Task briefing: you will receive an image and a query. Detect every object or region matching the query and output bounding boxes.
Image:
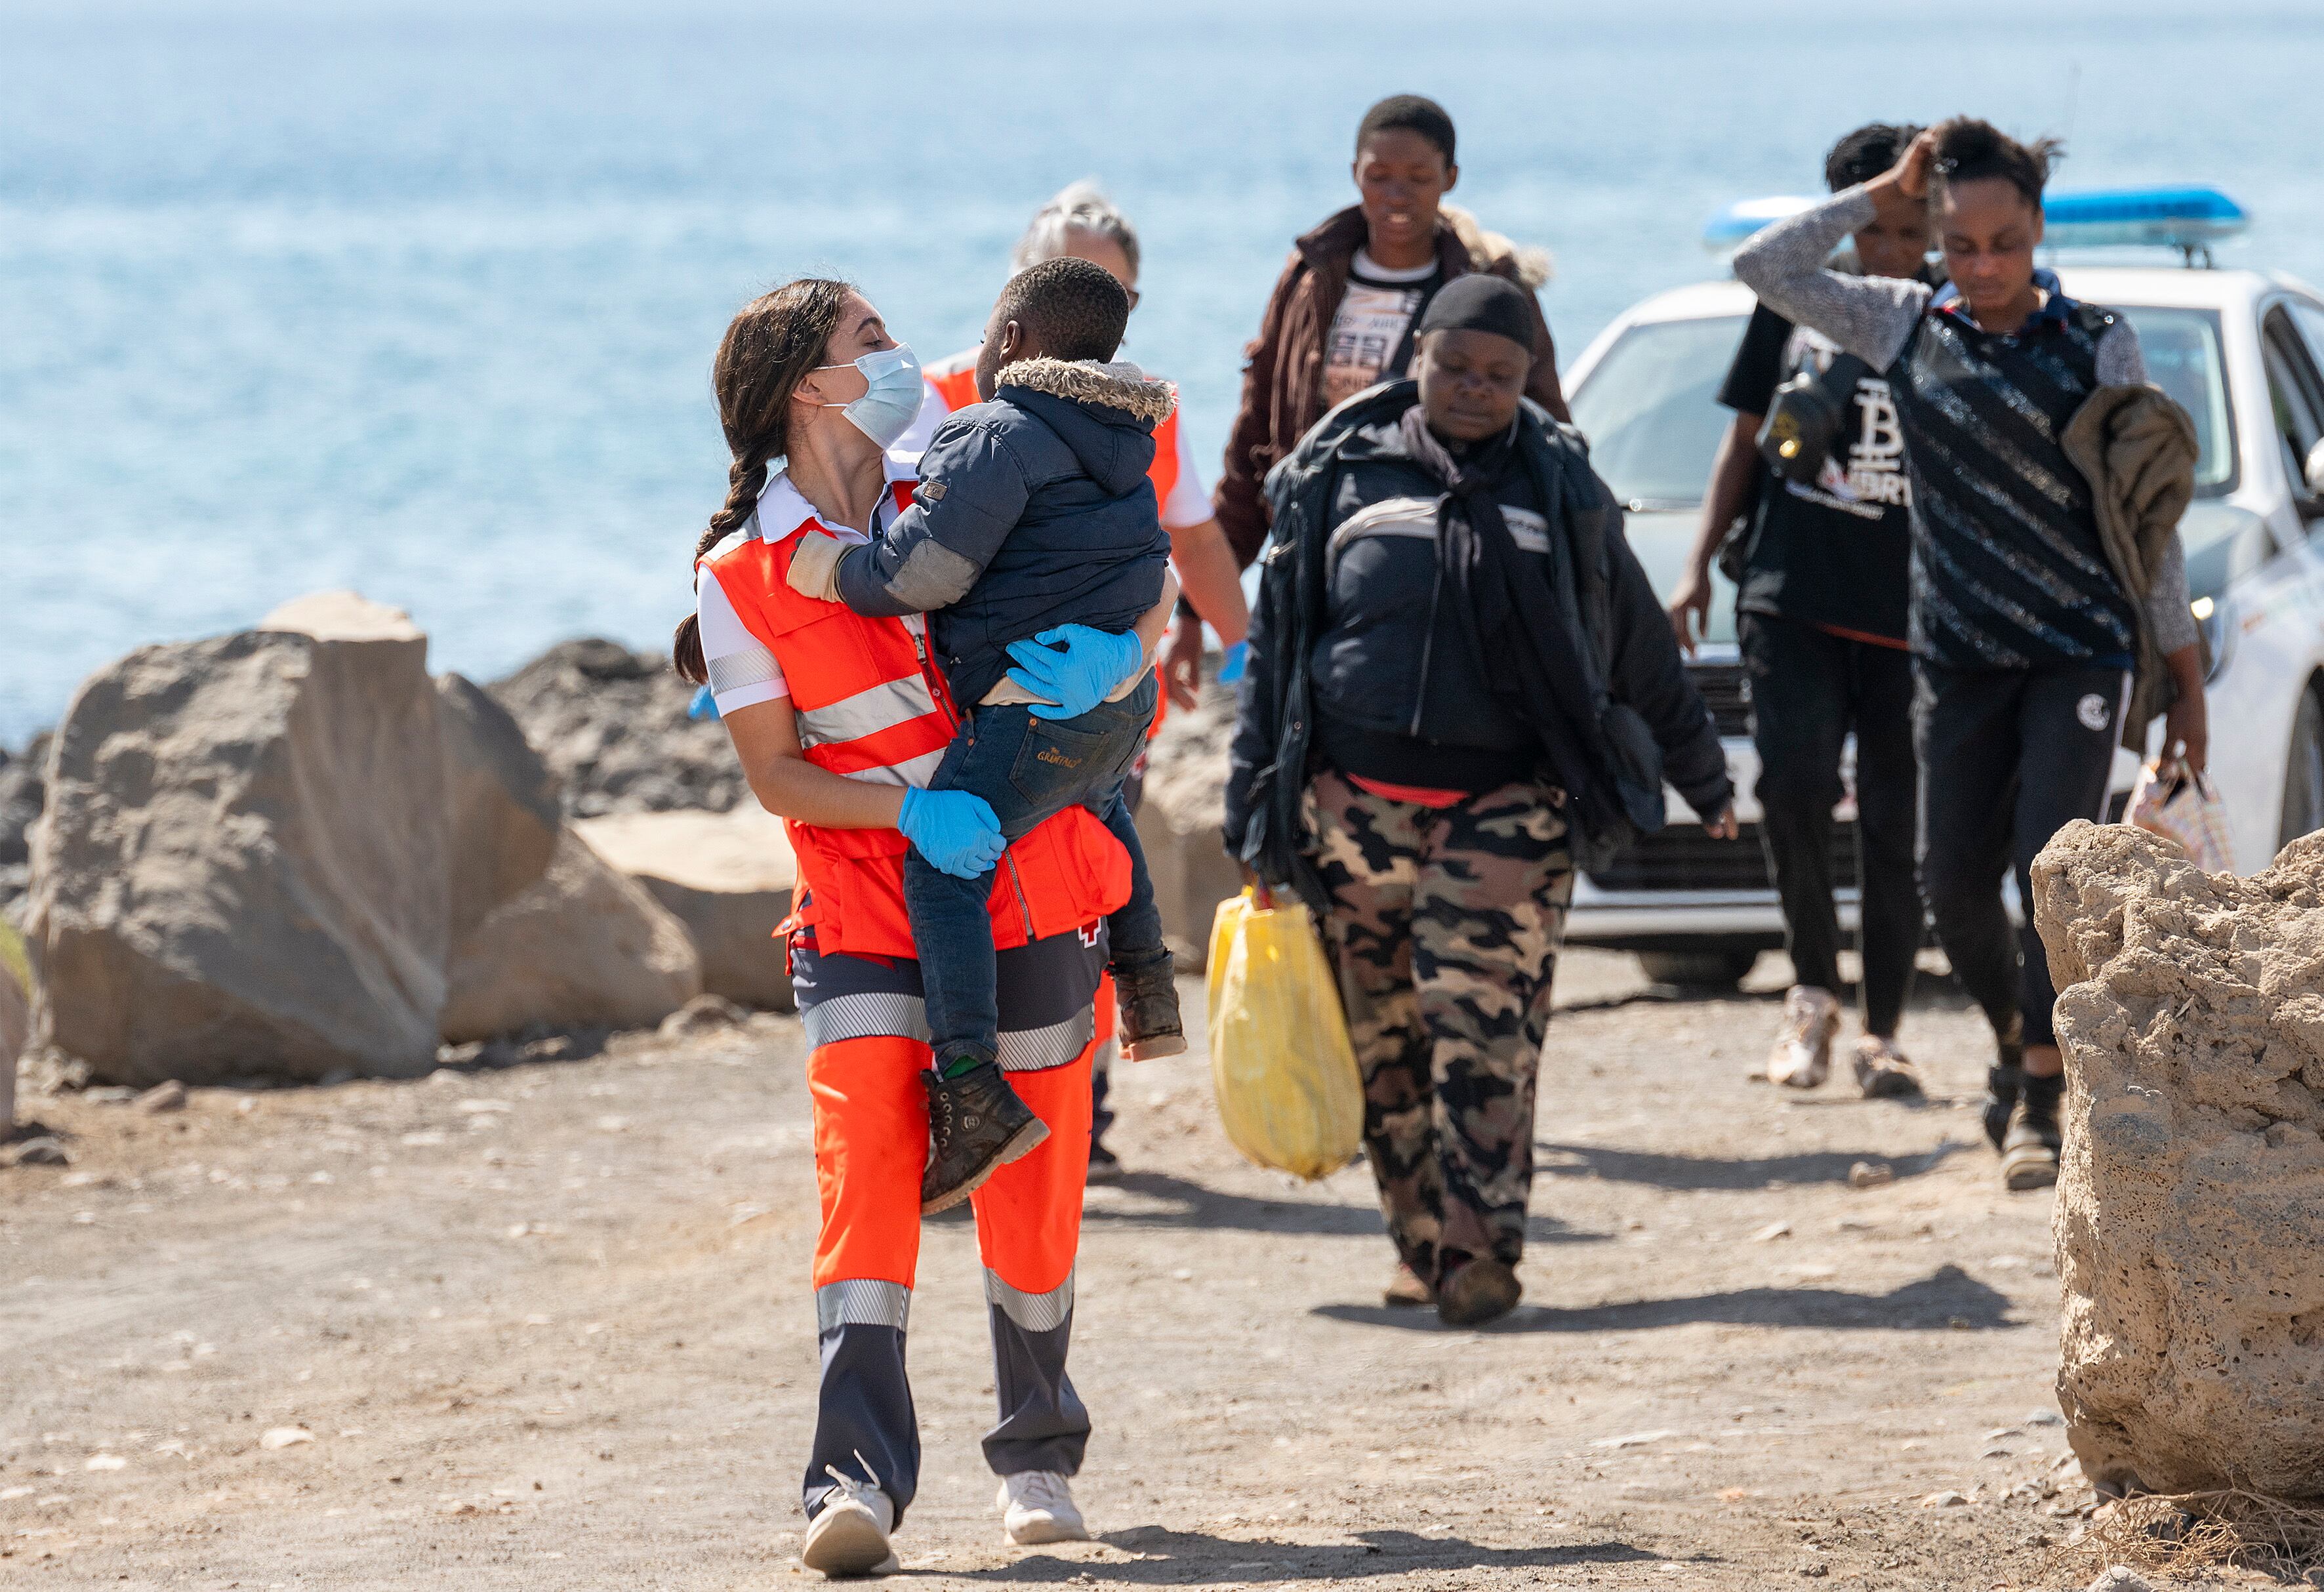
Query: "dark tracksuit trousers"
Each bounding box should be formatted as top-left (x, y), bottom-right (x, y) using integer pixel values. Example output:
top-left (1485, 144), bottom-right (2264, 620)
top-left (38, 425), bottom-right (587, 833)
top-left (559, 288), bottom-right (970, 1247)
top-left (1740, 614), bottom-right (1920, 1036)
top-left (1913, 662), bottom-right (2129, 1050)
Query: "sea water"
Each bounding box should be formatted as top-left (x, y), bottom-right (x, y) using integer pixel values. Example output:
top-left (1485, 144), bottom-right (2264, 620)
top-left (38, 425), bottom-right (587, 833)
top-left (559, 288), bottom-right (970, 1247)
top-left (7, 0), bottom-right (2323, 744)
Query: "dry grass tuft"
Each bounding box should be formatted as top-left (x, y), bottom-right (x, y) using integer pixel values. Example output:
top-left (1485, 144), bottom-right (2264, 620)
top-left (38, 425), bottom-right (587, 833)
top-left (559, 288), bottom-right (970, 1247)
top-left (2047, 1488), bottom-right (2324, 1583)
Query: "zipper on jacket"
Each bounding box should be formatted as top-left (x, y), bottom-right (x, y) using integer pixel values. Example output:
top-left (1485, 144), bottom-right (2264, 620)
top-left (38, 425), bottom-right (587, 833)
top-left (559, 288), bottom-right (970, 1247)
top-left (1409, 546), bottom-right (1445, 738)
top-left (1003, 853), bottom-right (1034, 939)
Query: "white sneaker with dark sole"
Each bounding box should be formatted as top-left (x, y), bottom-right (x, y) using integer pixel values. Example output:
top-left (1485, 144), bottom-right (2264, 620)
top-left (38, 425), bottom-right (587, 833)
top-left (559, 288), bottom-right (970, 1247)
top-left (1767, 986), bottom-right (1841, 1088)
top-left (997, 1469), bottom-right (1088, 1545)
top-left (803, 1456), bottom-right (898, 1579)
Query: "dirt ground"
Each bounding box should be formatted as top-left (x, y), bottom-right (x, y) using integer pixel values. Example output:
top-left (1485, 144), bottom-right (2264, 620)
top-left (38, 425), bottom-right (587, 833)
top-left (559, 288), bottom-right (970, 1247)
top-left (0, 952), bottom-right (2214, 1590)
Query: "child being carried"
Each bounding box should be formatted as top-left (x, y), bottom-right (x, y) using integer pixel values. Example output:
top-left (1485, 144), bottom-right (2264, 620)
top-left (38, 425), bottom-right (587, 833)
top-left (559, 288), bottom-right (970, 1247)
top-left (786, 257), bottom-right (1183, 1215)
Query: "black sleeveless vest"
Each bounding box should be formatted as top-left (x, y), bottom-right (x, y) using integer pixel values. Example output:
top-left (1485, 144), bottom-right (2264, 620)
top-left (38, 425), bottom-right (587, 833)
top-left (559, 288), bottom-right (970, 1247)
top-left (1892, 296), bottom-right (2137, 670)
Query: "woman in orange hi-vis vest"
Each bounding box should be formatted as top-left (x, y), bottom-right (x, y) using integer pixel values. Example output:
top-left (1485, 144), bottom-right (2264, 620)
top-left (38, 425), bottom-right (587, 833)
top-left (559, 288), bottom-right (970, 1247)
top-left (671, 279), bottom-right (1172, 1577)
top-left (899, 183), bottom-right (1249, 716)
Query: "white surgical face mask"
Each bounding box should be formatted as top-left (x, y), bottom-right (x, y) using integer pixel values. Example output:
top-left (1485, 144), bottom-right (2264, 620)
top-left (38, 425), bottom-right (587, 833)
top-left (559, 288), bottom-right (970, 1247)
top-left (809, 344), bottom-right (924, 448)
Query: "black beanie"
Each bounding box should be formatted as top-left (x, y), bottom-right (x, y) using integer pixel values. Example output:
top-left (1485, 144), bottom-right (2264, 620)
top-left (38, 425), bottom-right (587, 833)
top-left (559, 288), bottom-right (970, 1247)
top-left (1416, 274), bottom-right (1534, 351)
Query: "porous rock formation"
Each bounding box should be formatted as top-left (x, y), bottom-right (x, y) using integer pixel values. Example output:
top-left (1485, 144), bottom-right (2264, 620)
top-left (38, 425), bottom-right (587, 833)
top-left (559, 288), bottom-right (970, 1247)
top-left (2031, 819), bottom-right (2324, 1498)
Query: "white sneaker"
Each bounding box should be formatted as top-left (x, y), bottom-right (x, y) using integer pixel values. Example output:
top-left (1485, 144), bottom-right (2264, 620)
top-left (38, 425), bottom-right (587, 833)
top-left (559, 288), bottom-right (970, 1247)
top-left (1766, 986), bottom-right (1841, 1088)
top-left (802, 1453), bottom-right (898, 1579)
top-left (996, 1469), bottom-right (1088, 1545)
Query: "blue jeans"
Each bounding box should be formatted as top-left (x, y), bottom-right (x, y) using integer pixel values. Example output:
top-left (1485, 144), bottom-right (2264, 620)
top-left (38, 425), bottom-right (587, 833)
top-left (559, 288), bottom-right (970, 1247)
top-left (903, 672), bottom-right (1164, 1072)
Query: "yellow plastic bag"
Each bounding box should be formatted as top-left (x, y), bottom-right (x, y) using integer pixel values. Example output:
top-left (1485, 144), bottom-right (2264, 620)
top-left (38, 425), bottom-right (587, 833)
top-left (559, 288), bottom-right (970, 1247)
top-left (1205, 888), bottom-right (1364, 1181)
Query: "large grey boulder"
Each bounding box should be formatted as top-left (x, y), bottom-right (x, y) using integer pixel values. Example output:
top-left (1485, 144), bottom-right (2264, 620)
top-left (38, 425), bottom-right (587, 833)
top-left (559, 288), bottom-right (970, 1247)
top-left (575, 806), bottom-right (796, 1010)
top-left (2031, 820), bottom-right (2324, 1499)
top-left (439, 828), bottom-right (702, 1042)
top-left (436, 673), bottom-right (561, 943)
top-left (27, 611), bottom-right (450, 1085)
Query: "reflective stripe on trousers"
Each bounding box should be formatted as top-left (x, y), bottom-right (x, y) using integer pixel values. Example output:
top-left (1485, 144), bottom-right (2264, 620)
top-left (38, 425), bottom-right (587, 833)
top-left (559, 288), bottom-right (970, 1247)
top-left (800, 943), bottom-right (1106, 1524)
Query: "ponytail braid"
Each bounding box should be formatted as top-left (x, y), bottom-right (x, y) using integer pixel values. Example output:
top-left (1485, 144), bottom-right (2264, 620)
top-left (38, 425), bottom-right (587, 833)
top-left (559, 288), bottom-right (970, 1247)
top-left (671, 279), bottom-right (855, 686)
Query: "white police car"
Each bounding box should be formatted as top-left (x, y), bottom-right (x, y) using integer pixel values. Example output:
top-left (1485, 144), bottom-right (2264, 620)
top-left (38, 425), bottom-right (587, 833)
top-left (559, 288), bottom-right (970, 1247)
top-left (1562, 187), bottom-right (2324, 985)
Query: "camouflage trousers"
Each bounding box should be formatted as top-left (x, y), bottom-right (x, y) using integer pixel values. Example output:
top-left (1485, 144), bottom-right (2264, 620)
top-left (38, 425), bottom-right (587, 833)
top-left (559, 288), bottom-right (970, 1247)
top-left (1305, 769), bottom-right (1574, 1289)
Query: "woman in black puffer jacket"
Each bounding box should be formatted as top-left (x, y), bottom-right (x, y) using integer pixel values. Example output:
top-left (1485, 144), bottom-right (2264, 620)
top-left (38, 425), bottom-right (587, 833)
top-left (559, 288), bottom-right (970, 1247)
top-left (1224, 277), bottom-right (1732, 1328)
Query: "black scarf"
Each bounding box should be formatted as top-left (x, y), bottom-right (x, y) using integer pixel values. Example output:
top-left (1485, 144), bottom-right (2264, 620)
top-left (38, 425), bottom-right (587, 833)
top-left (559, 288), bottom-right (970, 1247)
top-left (1400, 405), bottom-right (1667, 845)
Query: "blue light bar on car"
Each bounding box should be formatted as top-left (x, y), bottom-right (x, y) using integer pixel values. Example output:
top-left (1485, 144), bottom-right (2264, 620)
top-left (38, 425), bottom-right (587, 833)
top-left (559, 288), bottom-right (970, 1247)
top-left (2040, 186), bottom-right (2247, 250)
top-left (1701, 195), bottom-right (1817, 251)
top-left (1703, 184), bottom-right (2248, 255)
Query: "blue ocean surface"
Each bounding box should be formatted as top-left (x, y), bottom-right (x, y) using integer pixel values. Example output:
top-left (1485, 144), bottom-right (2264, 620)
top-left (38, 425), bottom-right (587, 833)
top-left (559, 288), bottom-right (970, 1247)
top-left (6, 0), bottom-right (2323, 743)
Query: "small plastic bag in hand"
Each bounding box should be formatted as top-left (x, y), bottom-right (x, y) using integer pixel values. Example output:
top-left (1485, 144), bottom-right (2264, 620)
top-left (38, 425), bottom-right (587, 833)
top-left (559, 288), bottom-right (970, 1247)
top-left (2125, 758), bottom-right (2233, 873)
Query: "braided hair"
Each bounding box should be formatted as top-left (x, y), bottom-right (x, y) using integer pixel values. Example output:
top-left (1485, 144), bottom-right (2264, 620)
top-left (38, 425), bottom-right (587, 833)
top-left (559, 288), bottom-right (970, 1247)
top-left (672, 277), bottom-right (853, 685)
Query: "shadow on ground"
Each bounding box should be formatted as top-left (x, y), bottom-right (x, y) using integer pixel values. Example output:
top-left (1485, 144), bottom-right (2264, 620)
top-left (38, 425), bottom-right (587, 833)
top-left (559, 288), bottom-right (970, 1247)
top-left (1536, 1137), bottom-right (1967, 1191)
top-left (1072, 1170), bottom-right (1607, 1246)
top-left (1313, 1264), bottom-right (2016, 1334)
top-left (937, 1526), bottom-right (1677, 1583)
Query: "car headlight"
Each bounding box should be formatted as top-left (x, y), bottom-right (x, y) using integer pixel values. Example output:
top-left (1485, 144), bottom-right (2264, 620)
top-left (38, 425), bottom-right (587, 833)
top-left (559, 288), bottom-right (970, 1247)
top-left (2191, 592), bottom-right (2233, 682)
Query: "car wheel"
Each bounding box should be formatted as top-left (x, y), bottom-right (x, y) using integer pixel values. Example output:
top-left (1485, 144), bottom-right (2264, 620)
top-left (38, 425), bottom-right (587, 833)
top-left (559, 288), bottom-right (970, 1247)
top-left (1636, 949), bottom-right (1762, 989)
top-left (2279, 684), bottom-right (2324, 851)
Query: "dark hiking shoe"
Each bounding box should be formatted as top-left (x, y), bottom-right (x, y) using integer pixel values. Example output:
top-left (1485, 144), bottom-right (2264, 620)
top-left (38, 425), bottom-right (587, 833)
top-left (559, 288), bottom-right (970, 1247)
top-left (1113, 952), bottom-right (1186, 1062)
top-left (1982, 1015), bottom-right (2028, 1149)
top-left (1383, 1263), bottom-right (1435, 1309)
top-left (1983, 1065), bottom-right (2026, 1152)
top-left (921, 1061), bottom-right (1048, 1215)
top-left (1437, 1258), bottom-right (1522, 1328)
top-left (1084, 1140), bottom-right (1123, 1185)
top-left (1852, 1036), bottom-right (1925, 1100)
top-left (2000, 1073), bottom-right (2064, 1193)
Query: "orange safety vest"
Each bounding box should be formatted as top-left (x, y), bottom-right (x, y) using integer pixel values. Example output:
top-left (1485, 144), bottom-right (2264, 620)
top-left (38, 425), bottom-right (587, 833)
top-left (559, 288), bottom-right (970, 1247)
top-left (924, 351), bottom-right (1177, 739)
top-left (703, 497), bottom-right (1131, 959)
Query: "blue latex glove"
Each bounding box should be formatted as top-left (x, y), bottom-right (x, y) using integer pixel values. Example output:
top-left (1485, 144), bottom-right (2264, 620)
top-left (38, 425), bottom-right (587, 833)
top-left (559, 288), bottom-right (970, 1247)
top-left (687, 684), bottom-right (721, 722)
top-left (1004, 624), bottom-right (1146, 722)
top-left (1215, 640), bottom-right (1249, 684)
top-left (897, 787), bottom-right (1006, 880)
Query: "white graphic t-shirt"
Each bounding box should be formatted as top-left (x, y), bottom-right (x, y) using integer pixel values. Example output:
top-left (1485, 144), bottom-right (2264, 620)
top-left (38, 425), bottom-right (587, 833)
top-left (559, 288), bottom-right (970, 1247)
top-left (1322, 250), bottom-right (1441, 407)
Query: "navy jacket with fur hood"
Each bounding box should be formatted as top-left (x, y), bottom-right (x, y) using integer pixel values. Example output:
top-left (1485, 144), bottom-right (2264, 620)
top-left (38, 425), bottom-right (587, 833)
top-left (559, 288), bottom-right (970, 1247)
top-left (831, 357), bottom-right (1175, 708)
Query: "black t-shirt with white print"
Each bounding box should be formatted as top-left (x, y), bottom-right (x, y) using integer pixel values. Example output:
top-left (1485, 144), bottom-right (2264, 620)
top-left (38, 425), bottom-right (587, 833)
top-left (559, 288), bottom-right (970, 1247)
top-left (1718, 299), bottom-right (1913, 645)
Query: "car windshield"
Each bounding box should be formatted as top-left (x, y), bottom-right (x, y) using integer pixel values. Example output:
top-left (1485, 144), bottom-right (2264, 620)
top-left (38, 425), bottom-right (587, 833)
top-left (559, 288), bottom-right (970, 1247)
top-left (1567, 315), bottom-right (1749, 511)
top-left (2113, 306), bottom-right (2235, 493)
top-left (1569, 302), bottom-right (2237, 508)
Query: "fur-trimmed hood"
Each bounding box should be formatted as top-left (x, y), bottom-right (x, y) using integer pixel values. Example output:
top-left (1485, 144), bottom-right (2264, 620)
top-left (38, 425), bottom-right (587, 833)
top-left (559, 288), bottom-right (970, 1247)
top-left (994, 357), bottom-right (1177, 426)
top-left (1441, 203), bottom-right (1555, 289)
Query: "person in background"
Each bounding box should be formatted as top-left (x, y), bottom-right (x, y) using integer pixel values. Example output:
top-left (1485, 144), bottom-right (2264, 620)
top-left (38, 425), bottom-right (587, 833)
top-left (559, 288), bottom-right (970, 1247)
top-left (904, 182), bottom-right (1250, 716)
top-left (1734, 119), bottom-right (2207, 1191)
top-left (1213, 94), bottom-right (1568, 573)
top-left (1669, 123), bottom-right (1932, 1100)
top-left (1225, 276), bottom-right (1732, 1327)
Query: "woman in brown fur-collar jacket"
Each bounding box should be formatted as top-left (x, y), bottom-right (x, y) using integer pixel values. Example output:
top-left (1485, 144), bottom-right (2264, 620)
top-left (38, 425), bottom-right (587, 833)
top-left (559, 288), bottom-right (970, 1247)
top-left (1212, 95), bottom-right (1568, 565)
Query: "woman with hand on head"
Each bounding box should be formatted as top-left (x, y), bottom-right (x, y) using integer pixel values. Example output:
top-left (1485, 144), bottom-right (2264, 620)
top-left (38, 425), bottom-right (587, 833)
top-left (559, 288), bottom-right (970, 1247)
top-left (1733, 119), bottom-right (2207, 1192)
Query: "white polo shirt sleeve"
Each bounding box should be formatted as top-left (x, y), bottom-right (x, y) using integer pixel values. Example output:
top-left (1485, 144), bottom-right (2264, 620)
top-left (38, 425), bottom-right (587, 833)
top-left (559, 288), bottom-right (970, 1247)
top-left (1160, 417), bottom-right (1212, 529)
top-left (695, 566), bottom-right (787, 714)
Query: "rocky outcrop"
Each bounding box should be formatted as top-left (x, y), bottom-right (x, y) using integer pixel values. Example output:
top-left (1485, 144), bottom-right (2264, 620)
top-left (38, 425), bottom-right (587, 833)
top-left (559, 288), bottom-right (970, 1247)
top-left (488, 639), bottom-right (744, 818)
top-left (1135, 670), bottom-right (1240, 969)
top-left (27, 615), bottom-right (451, 1086)
top-left (0, 732), bottom-right (51, 909)
top-left (437, 674), bottom-right (562, 943)
top-left (575, 806), bottom-right (795, 1010)
top-left (2030, 820), bottom-right (2324, 1499)
top-left (439, 829), bottom-right (701, 1042)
